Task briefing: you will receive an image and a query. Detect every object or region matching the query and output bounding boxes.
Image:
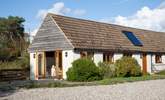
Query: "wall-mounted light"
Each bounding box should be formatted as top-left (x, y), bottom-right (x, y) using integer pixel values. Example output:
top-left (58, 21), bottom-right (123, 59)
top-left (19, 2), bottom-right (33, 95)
top-left (65, 52), bottom-right (68, 57)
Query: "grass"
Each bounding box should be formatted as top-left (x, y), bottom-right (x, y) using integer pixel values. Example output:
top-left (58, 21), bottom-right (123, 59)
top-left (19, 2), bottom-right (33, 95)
top-left (0, 52), bottom-right (29, 71)
top-left (1, 75), bottom-right (165, 92)
top-left (25, 81), bottom-right (95, 89)
top-left (156, 70), bottom-right (165, 75)
top-left (0, 57), bottom-right (29, 70)
top-left (0, 80), bottom-right (96, 92)
top-left (98, 75), bottom-right (165, 85)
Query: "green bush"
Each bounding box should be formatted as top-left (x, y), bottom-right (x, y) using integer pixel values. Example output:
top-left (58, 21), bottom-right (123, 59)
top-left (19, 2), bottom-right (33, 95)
top-left (20, 52), bottom-right (30, 69)
top-left (66, 58), bottom-right (102, 81)
top-left (98, 62), bottom-right (116, 78)
top-left (115, 56), bottom-right (142, 77)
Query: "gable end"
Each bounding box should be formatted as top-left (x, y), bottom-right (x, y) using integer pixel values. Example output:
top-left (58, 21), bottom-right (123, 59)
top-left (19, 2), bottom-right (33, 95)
top-left (28, 15), bottom-right (73, 52)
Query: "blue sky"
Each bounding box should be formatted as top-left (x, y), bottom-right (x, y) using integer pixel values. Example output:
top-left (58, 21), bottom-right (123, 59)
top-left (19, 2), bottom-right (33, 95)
top-left (0, 0), bottom-right (164, 35)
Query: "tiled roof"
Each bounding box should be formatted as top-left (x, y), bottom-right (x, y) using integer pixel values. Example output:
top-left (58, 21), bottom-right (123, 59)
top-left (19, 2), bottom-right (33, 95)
top-left (49, 13), bottom-right (165, 53)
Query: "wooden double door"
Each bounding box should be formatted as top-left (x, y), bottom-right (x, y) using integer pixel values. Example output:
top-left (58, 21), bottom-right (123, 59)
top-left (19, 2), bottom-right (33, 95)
top-left (37, 50), bottom-right (63, 79)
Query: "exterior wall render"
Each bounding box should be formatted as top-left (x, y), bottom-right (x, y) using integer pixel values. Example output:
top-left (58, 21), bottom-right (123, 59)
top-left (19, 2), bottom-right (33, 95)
top-left (151, 54), bottom-right (165, 72)
top-left (147, 54), bottom-right (152, 73)
top-left (94, 52), bottom-right (103, 65)
top-left (73, 51), bottom-right (80, 61)
top-left (30, 50), bottom-right (165, 80)
top-left (30, 53), bottom-right (36, 80)
top-left (30, 51), bottom-right (44, 80)
top-left (62, 50), bottom-right (74, 79)
top-left (114, 53), bottom-right (123, 62)
top-left (132, 54), bottom-right (143, 70)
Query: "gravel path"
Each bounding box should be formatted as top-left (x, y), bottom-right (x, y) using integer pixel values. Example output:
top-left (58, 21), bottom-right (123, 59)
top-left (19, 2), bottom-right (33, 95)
top-left (1, 79), bottom-right (165, 100)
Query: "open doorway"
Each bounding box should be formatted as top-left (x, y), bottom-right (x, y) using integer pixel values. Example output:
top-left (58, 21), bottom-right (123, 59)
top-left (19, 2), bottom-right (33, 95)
top-left (45, 51), bottom-right (55, 77)
top-left (45, 51), bottom-right (63, 79)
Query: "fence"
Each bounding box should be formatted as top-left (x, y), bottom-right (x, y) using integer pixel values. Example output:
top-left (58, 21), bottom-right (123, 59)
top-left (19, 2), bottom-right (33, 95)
top-left (0, 69), bottom-right (29, 81)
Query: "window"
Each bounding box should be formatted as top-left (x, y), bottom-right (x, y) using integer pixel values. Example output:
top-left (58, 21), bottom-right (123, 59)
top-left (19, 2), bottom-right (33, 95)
top-left (122, 31), bottom-right (143, 46)
top-left (87, 52), bottom-right (94, 60)
top-left (123, 53), bottom-right (132, 57)
top-left (103, 53), bottom-right (114, 63)
top-left (155, 54), bottom-right (162, 63)
top-left (80, 51), bottom-right (87, 58)
top-left (80, 51), bottom-right (94, 60)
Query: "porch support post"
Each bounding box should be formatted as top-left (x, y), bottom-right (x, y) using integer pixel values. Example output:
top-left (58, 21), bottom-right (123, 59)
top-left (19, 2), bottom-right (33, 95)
top-left (42, 51), bottom-right (46, 78)
top-left (35, 51), bottom-right (38, 80)
top-left (55, 50), bottom-right (63, 79)
top-left (56, 50), bottom-right (59, 67)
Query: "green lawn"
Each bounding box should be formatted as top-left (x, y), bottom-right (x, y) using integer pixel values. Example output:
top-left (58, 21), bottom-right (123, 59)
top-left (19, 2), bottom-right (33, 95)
top-left (155, 70), bottom-right (165, 75)
top-left (98, 75), bottom-right (165, 85)
top-left (1, 75), bottom-right (165, 92)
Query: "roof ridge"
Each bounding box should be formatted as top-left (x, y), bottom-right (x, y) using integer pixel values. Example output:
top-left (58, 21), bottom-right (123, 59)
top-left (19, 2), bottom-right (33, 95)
top-left (48, 13), bottom-right (165, 34)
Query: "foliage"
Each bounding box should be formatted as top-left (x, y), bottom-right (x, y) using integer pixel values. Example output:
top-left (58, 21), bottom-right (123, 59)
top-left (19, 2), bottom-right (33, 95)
top-left (66, 58), bottom-right (102, 81)
top-left (0, 16), bottom-right (26, 61)
top-left (1, 75), bottom-right (165, 91)
top-left (0, 16), bottom-right (25, 37)
top-left (0, 52), bottom-right (29, 70)
top-left (98, 62), bottom-right (116, 78)
top-left (26, 81), bottom-right (69, 89)
top-left (115, 56), bottom-right (142, 77)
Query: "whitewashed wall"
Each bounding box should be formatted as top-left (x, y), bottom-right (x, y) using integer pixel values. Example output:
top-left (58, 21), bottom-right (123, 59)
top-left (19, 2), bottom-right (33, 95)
top-left (73, 51), bottom-right (80, 61)
top-left (31, 50), bottom-right (165, 80)
top-left (30, 53), bottom-right (36, 80)
top-left (114, 53), bottom-right (123, 62)
top-left (94, 52), bottom-right (103, 65)
top-left (132, 54), bottom-right (143, 70)
top-left (151, 54), bottom-right (165, 72)
top-left (30, 52), bottom-right (44, 80)
top-left (162, 55), bottom-right (165, 63)
top-left (147, 54), bottom-right (152, 73)
top-left (62, 50), bottom-right (74, 79)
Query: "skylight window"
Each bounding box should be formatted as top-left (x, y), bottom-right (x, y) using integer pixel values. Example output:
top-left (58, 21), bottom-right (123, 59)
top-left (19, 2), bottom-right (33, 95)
top-left (122, 31), bottom-right (143, 46)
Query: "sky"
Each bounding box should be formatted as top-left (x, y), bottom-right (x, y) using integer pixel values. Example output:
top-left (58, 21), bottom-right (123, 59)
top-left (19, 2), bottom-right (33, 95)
top-left (0, 0), bottom-right (165, 36)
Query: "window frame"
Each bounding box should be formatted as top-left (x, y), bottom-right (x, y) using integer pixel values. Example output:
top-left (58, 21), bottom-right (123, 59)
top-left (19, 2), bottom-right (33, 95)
top-left (155, 54), bottom-right (162, 63)
top-left (103, 52), bottom-right (114, 63)
top-left (80, 51), bottom-right (87, 58)
top-left (122, 31), bottom-right (143, 46)
top-left (87, 52), bottom-right (94, 61)
top-left (80, 51), bottom-right (94, 61)
top-left (123, 53), bottom-right (132, 57)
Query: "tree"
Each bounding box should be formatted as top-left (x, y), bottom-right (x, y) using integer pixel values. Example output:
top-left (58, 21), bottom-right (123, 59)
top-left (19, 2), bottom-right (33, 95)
top-left (0, 16), bottom-right (26, 61)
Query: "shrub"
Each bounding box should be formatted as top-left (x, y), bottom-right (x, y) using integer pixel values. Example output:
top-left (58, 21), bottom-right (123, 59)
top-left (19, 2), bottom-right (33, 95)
top-left (66, 58), bottom-right (102, 81)
top-left (0, 52), bottom-right (30, 70)
top-left (98, 62), bottom-right (116, 78)
top-left (20, 52), bottom-right (30, 69)
top-left (115, 56), bottom-right (142, 77)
